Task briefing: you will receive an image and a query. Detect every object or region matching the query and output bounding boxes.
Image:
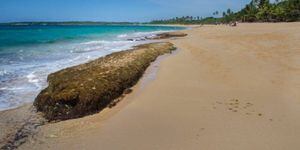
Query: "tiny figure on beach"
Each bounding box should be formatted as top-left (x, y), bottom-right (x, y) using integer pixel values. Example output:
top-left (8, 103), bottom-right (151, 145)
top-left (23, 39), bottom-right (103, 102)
top-left (230, 21), bottom-right (237, 27)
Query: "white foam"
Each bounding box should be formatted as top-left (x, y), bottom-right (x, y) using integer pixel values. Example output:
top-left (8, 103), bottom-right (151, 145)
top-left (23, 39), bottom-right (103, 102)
top-left (26, 72), bottom-right (43, 90)
top-left (0, 69), bottom-right (8, 76)
top-left (0, 28), bottom-right (180, 111)
top-left (81, 40), bottom-right (105, 45)
top-left (0, 87), bottom-right (8, 90)
top-left (117, 34), bottom-right (128, 38)
top-left (27, 72), bottom-right (39, 83)
top-left (1, 87), bottom-right (24, 91)
top-left (72, 40), bottom-right (136, 53)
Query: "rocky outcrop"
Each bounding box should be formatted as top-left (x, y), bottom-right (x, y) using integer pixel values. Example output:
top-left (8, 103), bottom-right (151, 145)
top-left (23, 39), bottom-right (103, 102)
top-left (149, 32), bottom-right (188, 40)
top-left (34, 42), bottom-right (176, 121)
top-left (127, 32), bottom-right (187, 41)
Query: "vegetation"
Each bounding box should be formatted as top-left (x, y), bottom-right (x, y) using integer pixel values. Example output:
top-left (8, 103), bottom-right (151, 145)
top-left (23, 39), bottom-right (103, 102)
top-left (150, 0), bottom-right (300, 24)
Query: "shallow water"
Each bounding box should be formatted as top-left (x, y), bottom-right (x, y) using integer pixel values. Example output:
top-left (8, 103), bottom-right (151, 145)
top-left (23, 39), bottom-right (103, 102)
top-left (0, 25), bottom-right (184, 110)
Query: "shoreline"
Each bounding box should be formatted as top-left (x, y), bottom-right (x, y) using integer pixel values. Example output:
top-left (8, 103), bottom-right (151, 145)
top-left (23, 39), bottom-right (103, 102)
top-left (0, 48), bottom-right (181, 150)
top-left (0, 48), bottom-right (180, 149)
top-left (0, 30), bottom-right (188, 113)
top-left (2, 22), bottom-right (300, 150)
top-left (0, 32), bottom-right (186, 149)
top-left (0, 25), bottom-right (185, 112)
top-left (0, 29), bottom-right (187, 112)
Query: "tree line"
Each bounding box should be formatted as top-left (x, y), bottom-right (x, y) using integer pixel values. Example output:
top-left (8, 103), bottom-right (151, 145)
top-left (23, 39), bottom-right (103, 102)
top-left (149, 0), bottom-right (300, 24)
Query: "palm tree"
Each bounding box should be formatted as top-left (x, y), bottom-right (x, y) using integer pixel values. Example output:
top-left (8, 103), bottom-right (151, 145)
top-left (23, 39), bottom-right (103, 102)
top-left (227, 8), bottom-right (232, 15)
top-left (223, 12), bottom-right (226, 17)
top-left (213, 11), bottom-right (219, 16)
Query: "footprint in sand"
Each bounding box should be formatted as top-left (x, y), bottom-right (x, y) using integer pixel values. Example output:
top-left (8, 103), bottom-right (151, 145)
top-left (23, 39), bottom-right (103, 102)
top-left (213, 99), bottom-right (274, 122)
top-left (214, 99), bottom-right (265, 117)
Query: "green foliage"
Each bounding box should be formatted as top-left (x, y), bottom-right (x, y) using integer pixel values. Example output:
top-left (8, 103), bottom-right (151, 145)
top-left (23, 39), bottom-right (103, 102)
top-left (149, 0), bottom-right (300, 24)
top-left (234, 0), bottom-right (300, 22)
top-left (150, 16), bottom-right (202, 25)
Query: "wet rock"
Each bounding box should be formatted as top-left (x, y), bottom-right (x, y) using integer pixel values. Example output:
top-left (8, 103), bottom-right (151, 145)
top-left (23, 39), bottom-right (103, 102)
top-left (148, 32), bottom-right (188, 40)
top-left (123, 88), bottom-right (133, 94)
top-left (127, 37), bottom-right (146, 41)
top-left (34, 42), bottom-right (176, 121)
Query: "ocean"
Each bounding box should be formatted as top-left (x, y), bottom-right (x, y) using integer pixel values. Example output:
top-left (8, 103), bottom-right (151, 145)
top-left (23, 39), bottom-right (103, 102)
top-left (0, 25), bottom-right (183, 110)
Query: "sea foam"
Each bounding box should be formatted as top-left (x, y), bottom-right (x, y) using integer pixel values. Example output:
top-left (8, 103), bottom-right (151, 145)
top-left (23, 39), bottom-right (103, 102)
top-left (0, 25), bottom-right (182, 110)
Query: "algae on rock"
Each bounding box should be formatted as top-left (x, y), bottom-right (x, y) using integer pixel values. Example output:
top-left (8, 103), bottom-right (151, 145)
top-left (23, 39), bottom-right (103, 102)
top-left (34, 42), bottom-right (176, 120)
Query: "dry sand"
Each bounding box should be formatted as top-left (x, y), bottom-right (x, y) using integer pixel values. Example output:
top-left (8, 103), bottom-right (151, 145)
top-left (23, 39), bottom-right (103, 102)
top-left (19, 23), bottom-right (300, 150)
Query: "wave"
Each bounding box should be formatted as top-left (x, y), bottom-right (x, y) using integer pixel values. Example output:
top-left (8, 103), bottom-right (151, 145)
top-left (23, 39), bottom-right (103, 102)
top-left (0, 26), bottom-right (182, 111)
top-left (116, 30), bottom-right (171, 40)
top-left (0, 69), bottom-right (8, 76)
top-left (71, 40), bottom-right (135, 53)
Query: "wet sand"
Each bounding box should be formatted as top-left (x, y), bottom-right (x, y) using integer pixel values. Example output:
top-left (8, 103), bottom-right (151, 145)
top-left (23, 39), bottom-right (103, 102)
top-left (10, 23), bottom-right (300, 149)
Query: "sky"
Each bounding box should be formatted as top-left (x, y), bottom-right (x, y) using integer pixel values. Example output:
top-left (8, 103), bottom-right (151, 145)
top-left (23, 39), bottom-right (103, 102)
top-left (0, 0), bottom-right (255, 23)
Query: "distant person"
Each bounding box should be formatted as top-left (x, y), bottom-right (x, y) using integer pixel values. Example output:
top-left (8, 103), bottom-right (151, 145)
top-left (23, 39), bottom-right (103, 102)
top-left (231, 21), bottom-right (237, 27)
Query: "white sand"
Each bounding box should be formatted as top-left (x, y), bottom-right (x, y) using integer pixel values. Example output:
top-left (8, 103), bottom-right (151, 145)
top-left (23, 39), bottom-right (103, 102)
top-left (19, 23), bottom-right (300, 150)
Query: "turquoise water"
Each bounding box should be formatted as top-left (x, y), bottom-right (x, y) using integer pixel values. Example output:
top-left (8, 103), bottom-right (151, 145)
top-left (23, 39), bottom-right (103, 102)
top-left (0, 25), bottom-right (183, 110)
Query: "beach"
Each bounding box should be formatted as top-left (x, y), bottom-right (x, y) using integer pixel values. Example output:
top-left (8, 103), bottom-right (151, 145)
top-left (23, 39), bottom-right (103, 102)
top-left (2, 22), bottom-right (300, 149)
top-left (0, 25), bottom-right (183, 111)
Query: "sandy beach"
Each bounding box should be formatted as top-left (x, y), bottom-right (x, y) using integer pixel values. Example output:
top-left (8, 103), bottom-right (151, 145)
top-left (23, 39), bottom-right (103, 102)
top-left (7, 22), bottom-right (300, 149)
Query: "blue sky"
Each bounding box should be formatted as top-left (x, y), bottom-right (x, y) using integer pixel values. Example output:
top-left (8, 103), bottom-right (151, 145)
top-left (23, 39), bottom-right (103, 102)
top-left (0, 0), bottom-right (253, 23)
